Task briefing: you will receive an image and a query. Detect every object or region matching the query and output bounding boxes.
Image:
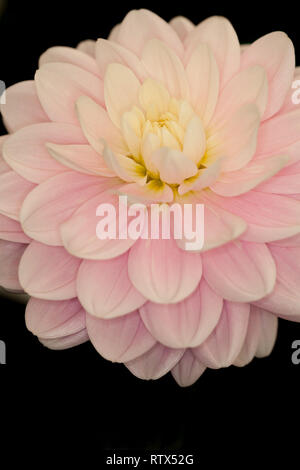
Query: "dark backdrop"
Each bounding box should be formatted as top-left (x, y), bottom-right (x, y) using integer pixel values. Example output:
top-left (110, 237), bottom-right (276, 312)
top-left (0, 0), bottom-right (299, 462)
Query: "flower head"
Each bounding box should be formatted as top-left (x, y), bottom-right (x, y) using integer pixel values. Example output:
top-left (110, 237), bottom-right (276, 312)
top-left (0, 10), bottom-right (299, 385)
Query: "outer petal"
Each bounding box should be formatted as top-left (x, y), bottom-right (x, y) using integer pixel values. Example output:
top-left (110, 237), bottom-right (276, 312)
top-left (20, 172), bottom-right (112, 245)
top-left (171, 350), bottom-right (206, 387)
top-left (86, 310), bottom-right (156, 363)
top-left (0, 81), bottom-right (49, 133)
top-left (39, 46), bottom-right (100, 77)
top-left (169, 16), bottom-right (195, 42)
top-left (210, 154), bottom-right (289, 197)
top-left (19, 241), bottom-right (80, 300)
top-left (77, 252), bottom-right (146, 319)
top-left (77, 39), bottom-right (96, 57)
top-left (255, 308), bottom-right (278, 358)
top-left (125, 343), bottom-right (184, 380)
top-left (128, 237), bottom-right (202, 303)
top-left (116, 9), bottom-right (184, 58)
top-left (257, 158), bottom-right (300, 194)
top-left (185, 16), bottom-right (240, 87)
top-left (241, 32), bottom-right (295, 120)
top-left (2, 122), bottom-right (86, 183)
top-left (25, 297), bottom-right (86, 339)
top-left (140, 278), bottom-right (222, 348)
top-left (255, 245), bottom-right (300, 318)
top-left (60, 190), bottom-right (136, 260)
top-left (0, 170), bottom-right (35, 221)
top-left (234, 306), bottom-right (261, 366)
top-left (39, 329), bottom-right (89, 350)
top-left (0, 240), bottom-right (27, 290)
top-left (35, 62), bottom-right (104, 124)
top-left (0, 214), bottom-right (31, 243)
top-left (193, 301), bottom-right (250, 368)
top-left (203, 241), bottom-right (276, 302)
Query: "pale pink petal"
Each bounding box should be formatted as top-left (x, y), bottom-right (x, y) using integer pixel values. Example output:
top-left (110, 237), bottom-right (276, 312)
top-left (118, 181), bottom-right (174, 204)
top-left (39, 46), bottom-right (101, 76)
top-left (0, 81), bottom-right (49, 132)
top-left (0, 214), bottom-right (31, 243)
top-left (0, 240), bottom-right (26, 290)
top-left (206, 103), bottom-right (260, 172)
top-left (39, 329), bottom-right (89, 350)
top-left (185, 16), bottom-right (240, 87)
top-left (257, 158), bottom-right (300, 194)
top-left (279, 67), bottom-right (300, 115)
top-left (35, 62), bottom-right (104, 124)
top-left (210, 154), bottom-right (289, 197)
top-left (116, 9), bottom-right (183, 58)
top-left (108, 24), bottom-right (120, 42)
top-left (140, 278), bottom-right (222, 348)
top-left (86, 310), bottom-right (156, 362)
top-left (255, 109), bottom-right (300, 166)
top-left (234, 306), bottom-right (261, 366)
top-left (2, 122), bottom-right (86, 183)
top-left (125, 343), bottom-right (184, 380)
top-left (151, 147), bottom-right (198, 184)
top-left (76, 95), bottom-right (127, 155)
top-left (211, 65), bottom-right (268, 126)
top-left (141, 39), bottom-right (189, 100)
top-left (60, 190), bottom-right (136, 260)
top-left (19, 241), bottom-right (80, 300)
top-left (77, 252), bottom-right (146, 318)
top-left (255, 308), bottom-right (278, 358)
top-left (203, 241), bottom-right (276, 302)
top-left (128, 237), bottom-right (202, 303)
top-left (20, 172), bottom-right (112, 245)
top-left (178, 158), bottom-right (222, 195)
top-left (46, 143), bottom-right (115, 177)
top-left (255, 245), bottom-right (300, 318)
top-left (25, 297), bottom-right (85, 338)
top-left (77, 39), bottom-right (96, 57)
top-left (104, 63), bottom-right (140, 128)
top-left (171, 350), bottom-right (206, 387)
top-left (169, 16), bottom-right (195, 41)
top-left (185, 43), bottom-right (219, 126)
top-left (206, 190), bottom-right (300, 243)
top-left (102, 144), bottom-right (146, 184)
top-left (95, 39), bottom-right (147, 81)
top-left (241, 32), bottom-right (295, 120)
top-left (193, 301), bottom-right (250, 368)
top-left (0, 171), bottom-right (35, 221)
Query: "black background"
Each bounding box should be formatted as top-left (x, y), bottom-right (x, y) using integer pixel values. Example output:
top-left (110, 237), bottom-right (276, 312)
top-left (0, 0), bottom-right (300, 462)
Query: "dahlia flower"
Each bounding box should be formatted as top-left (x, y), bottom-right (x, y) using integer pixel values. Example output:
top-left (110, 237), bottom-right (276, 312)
top-left (1, 9), bottom-right (300, 386)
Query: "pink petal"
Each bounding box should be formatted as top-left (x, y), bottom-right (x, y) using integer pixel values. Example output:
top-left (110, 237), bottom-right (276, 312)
top-left (185, 16), bottom-right (240, 87)
top-left (39, 46), bottom-right (100, 76)
top-left (20, 172), bottom-right (111, 245)
top-left (3, 122), bottom-right (86, 183)
top-left (206, 190), bottom-right (300, 243)
top-left (60, 190), bottom-right (136, 260)
top-left (169, 16), bottom-right (195, 42)
top-left (0, 214), bottom-right (31, 243)
top-left (241, 32), bottom-right (295, 120)
top-left (77, 252), bottom-right (146, 318)
top-left (210, 154), bottom-right (289, 197)
top-left (193, 301), bottom-right (250, 368)
top-left (234, 306), bottom-right (261, 366)
top-left (203, 241), bottom-right (276, 302)
top-left (141, 39), bottom-right (189, 100)
top-left (255, 308), bottom-right (278, 358)
top-left (125, 343), bottom-right (184, 380)
top-left (0, 81), bottom-right (49, 133)
top-left (116, 9), bottom-right (183, 58)
top-left (255, 245), bottom-right (300, 318)
top-left (19, 241), bottom-right (80, 300)
top-left (95, 39), bottom-right (147, 81)
top-left (35, 62), bottom-right (104, 124)
top-left (140, 278), bottom-right (222, 348)
top-left (25, 297), bottom-right (86, 338)
top-left (257, 158), bottom-right (300, 194)
top-left (0, 240), bottom-right (27, 290)
top-left (128, 237), bottom-right (202, 303)
top-left (171, 350), bottom-right (206, 387)
top-left (0, 170), bottom-right (35, 221)
top-left (86, 310), bottom-right (156, 362)
top-left (39, 329), bottom-right (89, 350)
top-left (76, 39), bottom-right (96, 57)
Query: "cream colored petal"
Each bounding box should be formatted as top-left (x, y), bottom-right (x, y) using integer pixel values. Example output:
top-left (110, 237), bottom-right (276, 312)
top-left (183, 116), bottom-right (206, 165)
top-left (141, 133), bottom-right (160, 177)
top-left (103, 143), bottom-right (146, 184)
top-left (151, 147), bottom-right (198, 184)
top-left (138, 79), bottom-right (170, 120)
top-left (178, 158), bottom-right (223, 195)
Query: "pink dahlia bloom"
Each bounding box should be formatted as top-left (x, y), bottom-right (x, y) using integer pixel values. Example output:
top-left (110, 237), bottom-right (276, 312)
top-left (1, 9), bottom-right (300, 386)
